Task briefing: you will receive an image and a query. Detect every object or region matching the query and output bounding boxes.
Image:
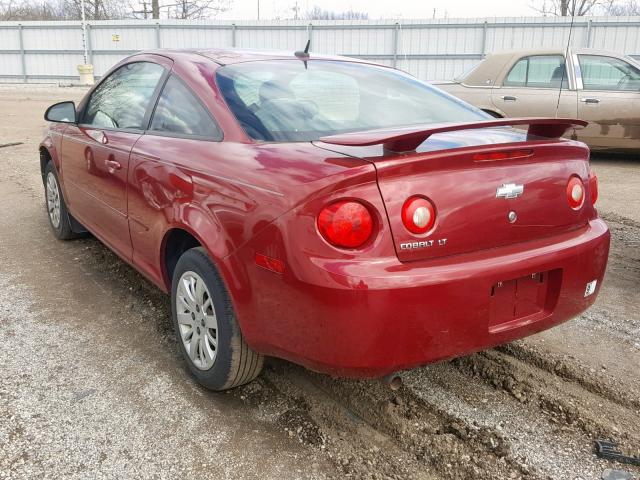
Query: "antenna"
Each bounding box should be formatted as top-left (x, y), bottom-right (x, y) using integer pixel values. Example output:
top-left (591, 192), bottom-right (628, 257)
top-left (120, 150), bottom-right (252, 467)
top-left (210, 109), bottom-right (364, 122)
top-left (555, 12), bottom-right (575, 118)
top-left (295, 40), bottom-right (311, 58)
top-left (294, 39), bottom-right (311, 69)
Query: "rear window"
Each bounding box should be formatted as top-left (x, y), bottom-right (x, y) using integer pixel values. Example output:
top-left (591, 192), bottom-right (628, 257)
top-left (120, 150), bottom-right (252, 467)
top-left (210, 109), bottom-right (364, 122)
top-left (216, 60), bottom-right (487, 142)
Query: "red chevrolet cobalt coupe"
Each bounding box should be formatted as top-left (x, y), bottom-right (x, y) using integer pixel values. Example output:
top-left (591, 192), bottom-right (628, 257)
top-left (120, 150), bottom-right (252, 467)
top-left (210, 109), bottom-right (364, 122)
top-left (40, 49), bottom-right (609, 390)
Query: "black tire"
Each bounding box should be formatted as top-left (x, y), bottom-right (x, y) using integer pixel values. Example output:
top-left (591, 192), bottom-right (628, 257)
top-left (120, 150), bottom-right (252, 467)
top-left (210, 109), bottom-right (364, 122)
top-left (44, 162), bottom-right (78, 240)
top-left (171, 247), bottom-right (264, 390)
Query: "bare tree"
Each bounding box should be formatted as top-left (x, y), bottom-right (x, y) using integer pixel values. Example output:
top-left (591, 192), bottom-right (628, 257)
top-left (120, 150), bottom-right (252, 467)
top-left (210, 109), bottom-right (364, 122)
top-left (1, 0), bottom-right (231, 20)
top-left (305, 5), bottom-right (369, 20)
top-left (156, 0), bottom-right (230, 19)
top-left (63, 0), bottom-right (130, 19)
top-left (532, 0), bottom-right (604, 15)
top-left (603, 0), bottom-right (640, 13)
top-left (0, 0), bottom-right (69, 20)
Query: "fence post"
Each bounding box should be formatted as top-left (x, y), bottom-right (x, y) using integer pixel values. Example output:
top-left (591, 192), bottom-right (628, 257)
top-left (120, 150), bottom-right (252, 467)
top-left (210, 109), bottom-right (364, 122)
top-left (232, 23), bottom-right (236, 47)
top-left (481, 20), bottom-right (488, 56)
top-left (155, 22), bottom-right (161, 48)
top-left (585, 19), bottom-right (592, 48)
top-left (307, 23), bottom-right (313, 45)
top-left (18, 24), bottom-right (26, 82)
top-left (86, 23), bottom-right (93, 65)
top-left (392, 22), bottom-right (399, 68)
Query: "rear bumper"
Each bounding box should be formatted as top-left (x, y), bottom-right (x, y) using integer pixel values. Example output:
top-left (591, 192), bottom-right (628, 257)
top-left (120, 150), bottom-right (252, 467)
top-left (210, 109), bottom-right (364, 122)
top-left (237, 218), bottom-right (610, 378)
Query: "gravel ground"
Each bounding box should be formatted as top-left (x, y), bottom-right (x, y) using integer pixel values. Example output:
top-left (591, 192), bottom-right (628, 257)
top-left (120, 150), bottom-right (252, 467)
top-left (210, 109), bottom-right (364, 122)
top-left (0, 84), bottom-right (639, 480)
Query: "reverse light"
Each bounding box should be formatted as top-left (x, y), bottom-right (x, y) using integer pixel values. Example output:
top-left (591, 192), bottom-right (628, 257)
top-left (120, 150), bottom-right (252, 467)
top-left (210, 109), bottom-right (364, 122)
top-left (566, 177), bottom-right (585, 210)
top-left (401, 196), bottom-right (436, 234)
top-left (317, 200), bottom-right (373, 248)
top-left (589, 170), bottom-right (598, 205)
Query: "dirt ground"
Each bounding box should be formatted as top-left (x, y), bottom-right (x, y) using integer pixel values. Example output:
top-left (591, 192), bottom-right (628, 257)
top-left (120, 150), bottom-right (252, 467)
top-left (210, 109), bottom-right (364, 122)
top-left (0, 84), bottom-right (638, 480)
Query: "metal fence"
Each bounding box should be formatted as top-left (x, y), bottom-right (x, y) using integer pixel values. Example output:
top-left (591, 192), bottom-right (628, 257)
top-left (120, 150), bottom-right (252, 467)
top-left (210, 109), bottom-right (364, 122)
top-left (1, 16), bottom-right (640, 83)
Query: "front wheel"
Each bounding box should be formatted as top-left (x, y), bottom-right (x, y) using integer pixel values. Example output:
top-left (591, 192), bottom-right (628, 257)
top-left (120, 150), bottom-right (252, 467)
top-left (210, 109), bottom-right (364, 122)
top-left (171, 247), bottom-right (264, 390)
top-left (44, 162), bottom-right (78, 240)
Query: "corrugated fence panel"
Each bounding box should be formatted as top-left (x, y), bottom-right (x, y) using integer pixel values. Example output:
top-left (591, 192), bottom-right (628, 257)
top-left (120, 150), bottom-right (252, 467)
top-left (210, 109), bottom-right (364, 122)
top-left (92, 53), bottom-right (133, 76)
top-left (22, 26), bottom-right (81, 50)
top-left (25, 52), bottom-right (84, 76)
top-left (0, 54), bottom-right (22, 76)
top-left (160, 26), bottom-right (232, 49)
top-left (0, 27), bottom-right (20, 49)
top-left (0, 17), bottom-right (639, 83)
top-left (91, 25), bottom-right (157, 51)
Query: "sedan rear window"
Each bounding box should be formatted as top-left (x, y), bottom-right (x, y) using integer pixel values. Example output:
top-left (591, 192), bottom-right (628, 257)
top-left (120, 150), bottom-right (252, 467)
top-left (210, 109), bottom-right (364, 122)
top-left (216, 60), bottom-right (487, 142)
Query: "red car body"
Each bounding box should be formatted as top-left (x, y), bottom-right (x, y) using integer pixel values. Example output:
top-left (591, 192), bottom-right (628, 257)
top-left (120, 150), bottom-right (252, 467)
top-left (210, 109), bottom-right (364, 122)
top-left (40, 50), bottom-right (610, 378)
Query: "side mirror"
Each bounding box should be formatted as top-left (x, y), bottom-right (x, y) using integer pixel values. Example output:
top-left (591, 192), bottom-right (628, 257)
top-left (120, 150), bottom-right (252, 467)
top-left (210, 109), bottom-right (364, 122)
top-left (45, 101), bottom-right (77, 124)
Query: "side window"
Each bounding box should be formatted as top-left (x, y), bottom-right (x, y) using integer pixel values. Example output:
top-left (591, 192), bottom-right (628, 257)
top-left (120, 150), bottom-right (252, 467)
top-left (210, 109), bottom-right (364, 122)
top-left (83, 62), bottom-right (165, 130)
top-left (579, 55), bottom-right (640, 91)
top-left (504, 55), bottom-right (567, 88)
top-left (504, 58), bottom-right (527, 86)
top-left (150, 75), bottom-right (221, 139)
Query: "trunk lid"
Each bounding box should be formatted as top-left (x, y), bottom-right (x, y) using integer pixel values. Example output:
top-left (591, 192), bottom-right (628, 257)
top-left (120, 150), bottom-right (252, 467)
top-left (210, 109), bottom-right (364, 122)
top-left (315, 123), bottom-right (594, 262)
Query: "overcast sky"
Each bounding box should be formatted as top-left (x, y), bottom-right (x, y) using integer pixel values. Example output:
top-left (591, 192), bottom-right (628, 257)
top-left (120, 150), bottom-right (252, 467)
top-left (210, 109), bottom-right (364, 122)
top-left (216, 0), bottom-right (538, 20)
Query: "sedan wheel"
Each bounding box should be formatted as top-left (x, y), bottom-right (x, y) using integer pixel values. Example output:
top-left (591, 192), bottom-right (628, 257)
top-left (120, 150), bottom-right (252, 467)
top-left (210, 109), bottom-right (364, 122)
top-left (43, 162), bottom-right (78, 240)
top-left (171, 247), bottom-right (264, 390)
top-left (46, 172), bottom-right (61, 229)
top-left (176, 271), bottom-right (219, 370)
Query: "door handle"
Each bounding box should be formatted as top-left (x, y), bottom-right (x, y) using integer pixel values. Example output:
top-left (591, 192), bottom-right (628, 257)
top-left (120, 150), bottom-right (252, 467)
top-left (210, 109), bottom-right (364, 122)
top-left (501, 95), bottom-right (517, 101)
top-left (580, 98), bottom-right (600, 104)
top-left (105, 159), bottom-right (122, 172)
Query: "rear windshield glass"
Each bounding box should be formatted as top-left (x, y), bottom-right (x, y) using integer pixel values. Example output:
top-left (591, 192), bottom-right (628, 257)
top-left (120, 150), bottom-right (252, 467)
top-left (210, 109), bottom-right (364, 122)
top-left (216, 60), bottom-right (487, 142)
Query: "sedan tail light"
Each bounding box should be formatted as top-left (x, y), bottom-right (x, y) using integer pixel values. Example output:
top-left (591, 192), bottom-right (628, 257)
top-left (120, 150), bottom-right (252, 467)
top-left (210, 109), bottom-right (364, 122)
top-left (589, 169), bottom-right (598, 205)
top-left (401, 196), bottom-right (436, 234)
top-left (317, 200), bottom-right (374, 248)
top-left (566, 176), bottom-right (585, 210)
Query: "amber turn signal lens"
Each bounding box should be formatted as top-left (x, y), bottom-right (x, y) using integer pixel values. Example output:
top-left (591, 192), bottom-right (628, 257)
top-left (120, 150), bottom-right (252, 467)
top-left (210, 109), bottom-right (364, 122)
top-left (317, 200), bottom-right (374, 248)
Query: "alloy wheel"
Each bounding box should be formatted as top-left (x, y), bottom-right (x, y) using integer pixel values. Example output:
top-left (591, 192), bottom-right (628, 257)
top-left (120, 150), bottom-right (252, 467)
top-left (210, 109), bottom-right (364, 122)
top-left (176, 271), bottom-right (218, 370)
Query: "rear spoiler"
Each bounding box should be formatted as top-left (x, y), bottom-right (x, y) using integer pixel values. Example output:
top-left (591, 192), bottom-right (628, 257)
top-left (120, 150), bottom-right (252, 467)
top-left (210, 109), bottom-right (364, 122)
top-left (319, 117), bottom-right (588, 153)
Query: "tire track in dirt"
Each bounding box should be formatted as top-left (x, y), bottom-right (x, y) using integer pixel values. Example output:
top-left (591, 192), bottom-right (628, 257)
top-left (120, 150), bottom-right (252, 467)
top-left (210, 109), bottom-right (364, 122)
top-left (231, 361), bottom-right (537, 480)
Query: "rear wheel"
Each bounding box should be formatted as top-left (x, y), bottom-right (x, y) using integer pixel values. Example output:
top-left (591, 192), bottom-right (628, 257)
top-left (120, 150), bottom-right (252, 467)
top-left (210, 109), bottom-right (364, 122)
top-left (44, 162), bottom-right (77, 240)
top-left (171, 247), bottom-right (263, 390)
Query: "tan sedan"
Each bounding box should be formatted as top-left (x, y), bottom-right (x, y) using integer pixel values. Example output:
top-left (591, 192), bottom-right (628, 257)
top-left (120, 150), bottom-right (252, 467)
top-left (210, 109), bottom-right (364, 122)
top-left (437, 48), bottom-right (640, 151)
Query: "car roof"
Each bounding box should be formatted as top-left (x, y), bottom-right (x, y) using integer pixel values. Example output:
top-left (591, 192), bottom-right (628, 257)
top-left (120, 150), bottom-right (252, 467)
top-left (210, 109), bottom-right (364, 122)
top-left (460, 47), bottom-right (631, 85)
top-left (139, 48), bottom-right (376, 66)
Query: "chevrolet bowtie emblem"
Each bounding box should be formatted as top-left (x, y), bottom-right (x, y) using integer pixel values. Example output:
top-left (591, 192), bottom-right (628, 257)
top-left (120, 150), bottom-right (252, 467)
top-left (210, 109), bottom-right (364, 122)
top-left (496, 183), bottom-right (524, 199)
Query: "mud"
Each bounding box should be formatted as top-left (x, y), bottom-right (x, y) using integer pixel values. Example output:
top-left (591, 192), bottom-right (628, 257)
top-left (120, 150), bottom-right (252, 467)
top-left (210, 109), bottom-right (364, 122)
top-left (1, 84), bottom-right (639, 480)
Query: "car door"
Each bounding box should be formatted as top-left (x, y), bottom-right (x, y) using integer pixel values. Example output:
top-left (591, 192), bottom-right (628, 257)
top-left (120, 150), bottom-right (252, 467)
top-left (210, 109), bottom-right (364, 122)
top-left (127, 74), bottom-right (224, 286)
top-left (491, 54), bottom-right (577, 119)
top-left (61, 60), bottom-right (167, 260)
top-left (575, 54), bottom-right (640, 150)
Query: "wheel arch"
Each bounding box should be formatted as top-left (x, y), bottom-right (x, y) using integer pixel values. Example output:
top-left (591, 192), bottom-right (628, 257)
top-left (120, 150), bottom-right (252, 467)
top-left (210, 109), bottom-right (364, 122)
top-left (39, 146), bottom-right (54, 183)
top-left (161, 227), bottom-right (204, 290)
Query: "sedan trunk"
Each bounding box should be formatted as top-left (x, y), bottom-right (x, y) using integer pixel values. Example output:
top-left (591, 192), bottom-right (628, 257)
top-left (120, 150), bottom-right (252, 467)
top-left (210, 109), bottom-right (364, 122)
top-left (317, 122), bottom-right (596, 262)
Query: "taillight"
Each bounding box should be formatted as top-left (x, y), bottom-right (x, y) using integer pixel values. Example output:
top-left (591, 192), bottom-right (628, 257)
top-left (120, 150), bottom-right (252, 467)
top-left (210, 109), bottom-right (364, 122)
top-left (317, 200), bottom-right (373, 248)
top-left (566, 177), bottom-right (585, 210)
top-left (472, 149), bottom-right (533, 162)
top-left (401, 196), bottom-right (436, 234)
top-left (589, 170), bottom-right (598, 205)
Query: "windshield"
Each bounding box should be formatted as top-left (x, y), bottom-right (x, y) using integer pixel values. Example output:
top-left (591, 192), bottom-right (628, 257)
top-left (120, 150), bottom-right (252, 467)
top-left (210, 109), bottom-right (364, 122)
top-left (216, 60), bottom-right (488, 142)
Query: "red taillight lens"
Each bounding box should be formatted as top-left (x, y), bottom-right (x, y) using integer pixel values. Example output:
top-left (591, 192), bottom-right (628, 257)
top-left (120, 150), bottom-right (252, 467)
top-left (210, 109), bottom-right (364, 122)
top-left (317, 200), bottom-right (373, 248)
top-left (472, 149), bottom-right (533, 162)
top-left (566, 177), bottom-right (585, 210)
top-left (589, 170), bottom-right (598, 205)
top-left (401, 196), bottom-right (436, 234)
